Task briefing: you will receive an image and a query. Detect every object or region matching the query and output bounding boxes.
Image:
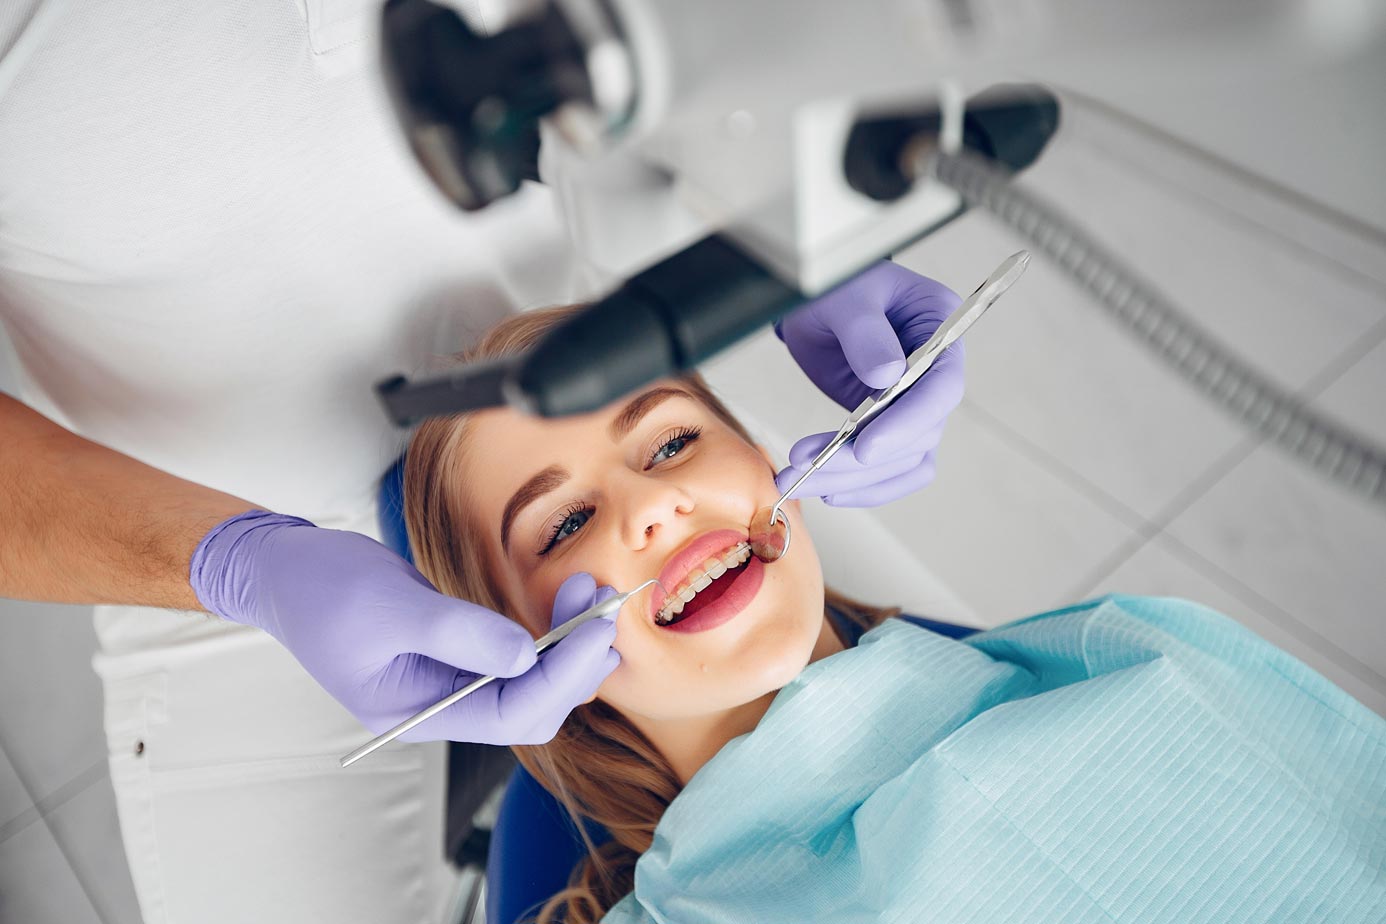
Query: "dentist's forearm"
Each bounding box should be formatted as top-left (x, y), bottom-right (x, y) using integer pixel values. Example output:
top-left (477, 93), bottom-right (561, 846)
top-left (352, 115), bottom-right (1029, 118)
top-left (0, 393), bottom-right (255, 609)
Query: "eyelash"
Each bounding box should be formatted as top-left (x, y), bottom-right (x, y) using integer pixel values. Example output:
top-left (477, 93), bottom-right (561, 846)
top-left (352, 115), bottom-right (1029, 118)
top-left (646, 425), bottom-right (701, 467)
top-left (538, 426), bottom-right (703, 555)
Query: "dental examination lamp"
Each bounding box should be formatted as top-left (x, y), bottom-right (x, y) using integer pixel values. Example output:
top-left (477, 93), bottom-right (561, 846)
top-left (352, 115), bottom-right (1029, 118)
top-left (375, 0), bottom-right (1386, 504)
top-left (373, 0), bottom-right (1061, 421)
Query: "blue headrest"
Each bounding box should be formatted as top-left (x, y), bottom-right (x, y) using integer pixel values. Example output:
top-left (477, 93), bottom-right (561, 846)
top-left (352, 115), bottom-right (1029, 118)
top-left (378, 455), bottom-right (412, 563)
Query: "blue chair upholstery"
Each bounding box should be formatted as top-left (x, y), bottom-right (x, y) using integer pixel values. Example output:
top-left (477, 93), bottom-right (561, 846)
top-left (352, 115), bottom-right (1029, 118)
top-left (378, 455), bottom-right (412, 563)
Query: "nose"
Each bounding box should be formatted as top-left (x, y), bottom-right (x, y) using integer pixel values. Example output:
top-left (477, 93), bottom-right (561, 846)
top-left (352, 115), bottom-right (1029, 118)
top-left (615, 471), bottom-right (694, 550)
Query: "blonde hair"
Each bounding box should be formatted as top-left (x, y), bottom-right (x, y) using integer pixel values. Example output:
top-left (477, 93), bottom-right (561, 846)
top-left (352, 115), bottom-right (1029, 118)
top-left (405, 305), bottom-right (897, 922)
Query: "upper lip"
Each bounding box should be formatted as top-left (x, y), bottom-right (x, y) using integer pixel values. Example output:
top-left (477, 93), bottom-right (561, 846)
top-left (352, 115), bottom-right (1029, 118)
top-left (649, 528), bottom-right (747, 621)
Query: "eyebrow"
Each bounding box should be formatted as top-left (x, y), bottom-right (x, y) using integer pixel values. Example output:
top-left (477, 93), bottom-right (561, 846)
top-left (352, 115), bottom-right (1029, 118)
top-left (501, 465), bottom-right (569, 555)
top-left (500, 386), bottom-right (693, 554)
top-left (608, 386), bottom-right (689, 442)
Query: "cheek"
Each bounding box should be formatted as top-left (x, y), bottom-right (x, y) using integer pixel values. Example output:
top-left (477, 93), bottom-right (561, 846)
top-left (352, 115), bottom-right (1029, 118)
top-left (596, 576), bottom-right (826, 722)
top-left (510, 573), bottom-right (565, 638)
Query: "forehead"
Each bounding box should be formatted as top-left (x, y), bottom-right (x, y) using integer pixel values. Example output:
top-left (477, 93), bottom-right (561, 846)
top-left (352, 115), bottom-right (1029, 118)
top-left (461, 383), bottom-right (702, 495)
top-left (469, 383), bottom-right (693, 450)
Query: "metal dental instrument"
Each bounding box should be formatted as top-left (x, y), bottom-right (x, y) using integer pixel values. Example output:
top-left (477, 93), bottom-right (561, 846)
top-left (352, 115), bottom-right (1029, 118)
top-left (339, 578), bottom-right (665, 768)
top-left (749, 251), bottom-right (1031, 562)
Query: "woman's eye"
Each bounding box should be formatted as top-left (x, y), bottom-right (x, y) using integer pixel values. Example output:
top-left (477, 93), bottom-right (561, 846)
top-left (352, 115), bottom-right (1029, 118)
top-left (653, 437), bottom-right (689, 462)
top-left (647, 426), bottom-right (702, 468)
top-left (542, 506), bottom-right (593, 554)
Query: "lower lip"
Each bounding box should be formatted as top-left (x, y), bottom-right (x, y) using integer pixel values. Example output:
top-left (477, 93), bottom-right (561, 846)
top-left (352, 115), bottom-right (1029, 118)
top-left (659, 556), bottom-right (765, 634)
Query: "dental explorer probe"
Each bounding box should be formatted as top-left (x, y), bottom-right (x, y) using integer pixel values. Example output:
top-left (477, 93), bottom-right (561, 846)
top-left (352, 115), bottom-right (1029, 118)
top-left (340, 579), bottom-right (665, 768)
top-left (749, 251), bottom-right (1031, 563)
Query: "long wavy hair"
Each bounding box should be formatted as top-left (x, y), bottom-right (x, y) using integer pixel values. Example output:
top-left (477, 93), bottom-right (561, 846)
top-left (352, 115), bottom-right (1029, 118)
top-left (404, 305), bottom-right (898, 923)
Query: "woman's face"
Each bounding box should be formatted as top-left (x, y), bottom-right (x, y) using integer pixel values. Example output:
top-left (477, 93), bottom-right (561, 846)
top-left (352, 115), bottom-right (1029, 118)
top-left (460, 382), bottom-right (826, 725)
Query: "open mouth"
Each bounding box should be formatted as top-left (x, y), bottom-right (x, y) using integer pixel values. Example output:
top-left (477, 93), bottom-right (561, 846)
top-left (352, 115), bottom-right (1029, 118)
top-left (654, 540), bottom-right (752, 627)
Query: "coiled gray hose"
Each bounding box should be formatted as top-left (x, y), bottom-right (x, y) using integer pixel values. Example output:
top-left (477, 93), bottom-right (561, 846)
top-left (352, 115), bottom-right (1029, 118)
top-left (927, 147), bottom-right (1386, 506)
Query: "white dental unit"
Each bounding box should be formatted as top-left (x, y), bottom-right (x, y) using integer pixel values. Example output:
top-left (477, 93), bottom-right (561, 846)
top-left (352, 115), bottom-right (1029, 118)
top-left (375, 0), bottom-right (1386, 514)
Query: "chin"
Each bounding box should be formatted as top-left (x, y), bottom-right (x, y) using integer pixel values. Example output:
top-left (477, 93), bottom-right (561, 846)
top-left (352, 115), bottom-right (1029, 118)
top-left (737, 638), bottom-right (816, 694)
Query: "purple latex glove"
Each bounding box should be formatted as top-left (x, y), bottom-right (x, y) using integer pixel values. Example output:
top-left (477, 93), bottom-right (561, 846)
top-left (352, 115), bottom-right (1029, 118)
top-left (775, 261), bottom-right (964, 506)
top-left (190, 510), bottom-right (620, 745)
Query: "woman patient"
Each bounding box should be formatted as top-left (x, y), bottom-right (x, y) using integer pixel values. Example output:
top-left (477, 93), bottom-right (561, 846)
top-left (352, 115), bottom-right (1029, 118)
top-left (404, 306), bottom-right (1386, 924)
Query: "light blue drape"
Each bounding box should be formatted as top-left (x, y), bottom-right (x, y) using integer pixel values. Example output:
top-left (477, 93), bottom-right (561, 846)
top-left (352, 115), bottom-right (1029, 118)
top-left (605, 596), bottom-right (1386, 923)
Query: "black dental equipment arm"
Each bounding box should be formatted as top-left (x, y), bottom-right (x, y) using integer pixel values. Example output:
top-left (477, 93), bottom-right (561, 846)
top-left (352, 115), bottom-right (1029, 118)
top-left (379, 0), bottom-right (589, 211)
top-left (378, 235), bottom-right (802, 425)
top-left (373, 0), bottom-right (1059, 425)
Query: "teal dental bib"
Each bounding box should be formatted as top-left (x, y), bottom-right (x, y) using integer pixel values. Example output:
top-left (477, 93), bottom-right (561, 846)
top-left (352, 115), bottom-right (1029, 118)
top-left (604, 596), bottom-right (1386, 923)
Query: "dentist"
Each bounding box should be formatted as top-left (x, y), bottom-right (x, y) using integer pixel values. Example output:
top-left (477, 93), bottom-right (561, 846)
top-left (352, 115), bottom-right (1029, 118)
top-left (0, 2), bottom-right (962, 921)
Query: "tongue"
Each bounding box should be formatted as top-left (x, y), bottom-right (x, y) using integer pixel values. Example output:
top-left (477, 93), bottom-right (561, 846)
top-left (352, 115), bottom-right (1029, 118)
top-left (676, 561), bottom-right (744, 622)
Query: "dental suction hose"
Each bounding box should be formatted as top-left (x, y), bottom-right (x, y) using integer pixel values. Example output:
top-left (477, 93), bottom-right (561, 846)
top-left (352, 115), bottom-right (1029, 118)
top-left (920, 146), bottom-right (1386, 508)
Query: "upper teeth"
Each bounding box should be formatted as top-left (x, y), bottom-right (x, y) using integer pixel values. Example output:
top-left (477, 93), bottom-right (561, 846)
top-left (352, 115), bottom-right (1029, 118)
top-left (656, 542), bottom-right (751, 625)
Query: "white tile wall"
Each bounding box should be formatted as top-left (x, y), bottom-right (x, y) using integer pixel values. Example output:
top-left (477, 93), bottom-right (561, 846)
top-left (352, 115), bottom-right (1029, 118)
top-left (869, 401), bottom-right (1144, 622)
top-left (43, 775), bottom-right (143, 924)
top-left (0, 750), bottom-right (32, 839)
top-left (0, 813), bottom-right (104, 924)
top-left (0, 603), bottom-right (107, 805)
top-left (1318, 338), bottom-right (1386, 445)
top-left (1163, 445), bottom-right (1386, 687)
top-left (1024, 106), bottom-right (1386, 388)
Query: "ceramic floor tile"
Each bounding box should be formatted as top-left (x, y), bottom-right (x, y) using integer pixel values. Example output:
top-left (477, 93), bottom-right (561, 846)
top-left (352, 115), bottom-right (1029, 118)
top-left (1164, 442), bottom-right (1386, 690)
top-left (0, 747), bottom-right (33, 838)
top-left (44, 772), bottom-right (142, 924)
top-left (1316, 337), bottom-right (1386, 446)
top-left (896, 211), bottom-right (1247, 520)
top-left (0, 601), bottom-right (106, 806)
top-left (796, 501), bottom-right (983, 630)
top-left (1058, 93), bottom-right (1386, 290)
top-left (1084, 534), bottom-right (1385, 718)
top-left (699, 322), bottom-right (850, 456)
top-left (1062, 35), bottom-right (1386, 235)
top-left (0, 813), bottom-right (102, 924)
top-left (972, 110), bottom-right (1384, 386)
top-left (864, 403), bottom-right (1142, 624)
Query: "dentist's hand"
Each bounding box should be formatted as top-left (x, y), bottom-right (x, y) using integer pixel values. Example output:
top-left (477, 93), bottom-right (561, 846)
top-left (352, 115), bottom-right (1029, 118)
top-left (775, 261), bottom-right (964, 506)
top-left (190, 511), bottom-right (619, 744)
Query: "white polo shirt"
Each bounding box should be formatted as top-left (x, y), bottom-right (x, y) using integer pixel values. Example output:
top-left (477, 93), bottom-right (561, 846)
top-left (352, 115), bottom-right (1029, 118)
top-left (0, 0), bottom-right (577, 527)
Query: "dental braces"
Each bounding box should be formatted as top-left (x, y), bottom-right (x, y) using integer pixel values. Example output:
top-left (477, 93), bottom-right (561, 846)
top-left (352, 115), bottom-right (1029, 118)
top-left (655, 541), bottom-right (752, 625)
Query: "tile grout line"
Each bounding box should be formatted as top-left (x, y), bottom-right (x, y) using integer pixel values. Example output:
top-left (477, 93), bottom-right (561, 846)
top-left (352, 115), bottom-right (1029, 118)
top-left (1058, 88), bottom-right (1386, 247)
top-left (1302, 315), bottom-right (1386, 400)
top-left (959, 397), bottom-right (1151, 532)
top-left (1069, 311), bottom-right (1386, 687)
top-left (1062, 431), bottom-right (1264, 604)
top-left (1071, 126), bottom-right (1386, 297)
top-left (1066, 293), bottom-right (1386, 601)
top-left (41, 768), bottom-right (126, 924)
top-left (0, 755), bottom-right (107, 844)
top-left (0, 749), bottom-right (110, 922)
top-left (1156, 531), bottom-right (1386, 689)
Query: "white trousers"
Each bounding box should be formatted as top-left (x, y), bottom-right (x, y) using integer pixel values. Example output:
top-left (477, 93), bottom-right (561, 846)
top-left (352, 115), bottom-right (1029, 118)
top-left (92, 599), bottom-right (461, 924)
